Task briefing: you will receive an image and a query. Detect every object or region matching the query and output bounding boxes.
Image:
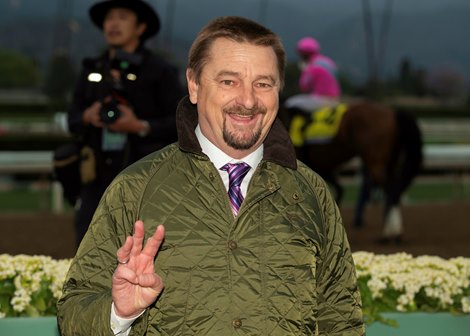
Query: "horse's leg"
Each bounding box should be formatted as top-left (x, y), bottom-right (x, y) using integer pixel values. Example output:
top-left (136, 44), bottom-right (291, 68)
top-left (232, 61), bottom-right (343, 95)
top-left (354, 166), bottom-right (371, 228)
top-left (336, 180), bottom-right (344, 205)
top-left (381, 111), bottom-right (423, 243)
top-left (331, 176), bottom-right (343, 205)
top-left (381, 180), bottom-right (404, 243)
top-left (380, 154), bottom-right (415, 243)
top-left (383, 207), bottom-right (403, 242)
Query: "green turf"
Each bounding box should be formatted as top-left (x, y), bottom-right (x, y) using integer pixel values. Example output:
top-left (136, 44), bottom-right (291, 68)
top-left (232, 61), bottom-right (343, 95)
top-left (0, 187), bottom-right (73, 212)
top-left (339, 180), bottom-right (470, 205)
top-left (0, 188), bottom-right (51, 212)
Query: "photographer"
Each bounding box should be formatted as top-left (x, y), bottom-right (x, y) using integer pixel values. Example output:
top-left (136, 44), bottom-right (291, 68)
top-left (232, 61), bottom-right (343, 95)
top-left (68, 0), bottom-right (184, 246)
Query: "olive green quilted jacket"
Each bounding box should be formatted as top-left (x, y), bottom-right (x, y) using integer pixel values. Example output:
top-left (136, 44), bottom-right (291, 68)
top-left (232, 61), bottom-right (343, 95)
top-left (57, 97), bottom-right (364, 335)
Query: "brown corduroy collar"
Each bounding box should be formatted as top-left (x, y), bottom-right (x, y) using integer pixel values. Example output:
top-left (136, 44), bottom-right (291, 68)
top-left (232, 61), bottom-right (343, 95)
top-left (176, 96), bottom-right (297, 170)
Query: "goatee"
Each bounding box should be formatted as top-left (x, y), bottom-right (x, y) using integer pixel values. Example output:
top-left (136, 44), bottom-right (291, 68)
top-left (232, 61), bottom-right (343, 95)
top-left (222, 104), bottom-right (267, 150)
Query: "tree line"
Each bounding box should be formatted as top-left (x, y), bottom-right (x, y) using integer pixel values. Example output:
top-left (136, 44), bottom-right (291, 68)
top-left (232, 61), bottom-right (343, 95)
top-left (0, 48), bottom-right (469, 112)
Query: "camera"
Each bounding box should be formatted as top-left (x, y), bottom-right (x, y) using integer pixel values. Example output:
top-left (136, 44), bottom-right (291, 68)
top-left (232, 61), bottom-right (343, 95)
top-left (85, 49), bottom-right (143, 124)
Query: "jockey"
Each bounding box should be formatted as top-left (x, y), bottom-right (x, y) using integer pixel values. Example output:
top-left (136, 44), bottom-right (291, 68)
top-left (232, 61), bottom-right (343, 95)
top-left (285, 37), bottom-right (341, 112)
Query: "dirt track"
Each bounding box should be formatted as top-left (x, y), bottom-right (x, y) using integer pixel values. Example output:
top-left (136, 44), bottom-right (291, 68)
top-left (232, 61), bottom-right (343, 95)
top-left (341, 201), bottom-right (470, 258)
top-left (1, 201), bottom-right (469, 259)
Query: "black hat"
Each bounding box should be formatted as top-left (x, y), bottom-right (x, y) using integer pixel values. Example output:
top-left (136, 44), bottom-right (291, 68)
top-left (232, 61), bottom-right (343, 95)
top-left (89, 0), bottom-right (160, 41)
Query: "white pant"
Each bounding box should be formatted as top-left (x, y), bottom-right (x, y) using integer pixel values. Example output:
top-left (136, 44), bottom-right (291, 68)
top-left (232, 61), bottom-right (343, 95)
top-left (285, 94), bottom-right (339, 112)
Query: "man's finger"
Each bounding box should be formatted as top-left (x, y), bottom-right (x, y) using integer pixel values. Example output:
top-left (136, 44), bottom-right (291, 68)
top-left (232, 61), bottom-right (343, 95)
top-left (130, 220), bottom-right (145, 257)
top-left (116, 236), bottom-right (133, 263)
top-left (141, 225), bottom-right (165, 259)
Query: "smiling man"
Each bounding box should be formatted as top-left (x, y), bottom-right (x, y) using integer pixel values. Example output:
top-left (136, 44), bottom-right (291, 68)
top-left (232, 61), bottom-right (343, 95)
top-left (58, 16), bottom-right (364, 336)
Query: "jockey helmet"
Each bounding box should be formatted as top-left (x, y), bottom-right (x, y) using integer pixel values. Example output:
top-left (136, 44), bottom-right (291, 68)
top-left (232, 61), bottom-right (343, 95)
top-left (297, 37), bottom-right (320, 55)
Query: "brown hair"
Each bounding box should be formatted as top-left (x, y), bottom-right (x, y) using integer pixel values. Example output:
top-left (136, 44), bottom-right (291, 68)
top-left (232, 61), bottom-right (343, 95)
top-left (187, 16), bottom-right (286, 89)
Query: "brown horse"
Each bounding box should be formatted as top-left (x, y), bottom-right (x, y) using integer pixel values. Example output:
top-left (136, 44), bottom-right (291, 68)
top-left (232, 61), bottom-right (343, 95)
top-left (280, 100), bottom-right (423, 241)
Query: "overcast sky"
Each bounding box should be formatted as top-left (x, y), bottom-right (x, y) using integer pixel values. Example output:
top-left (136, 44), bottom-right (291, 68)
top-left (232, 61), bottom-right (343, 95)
top-left (2, 0), bottom-right (468, 19)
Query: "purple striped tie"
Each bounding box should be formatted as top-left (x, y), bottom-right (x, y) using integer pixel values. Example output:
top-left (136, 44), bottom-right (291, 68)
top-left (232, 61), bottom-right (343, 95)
top-left (220, 162), bottom-right (251, 215)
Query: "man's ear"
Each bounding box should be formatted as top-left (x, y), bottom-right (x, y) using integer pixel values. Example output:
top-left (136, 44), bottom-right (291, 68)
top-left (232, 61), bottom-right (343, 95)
top-left (186, 69), bottom-right (198, 104)
top-left (137, 22), bottom-right (147, 38)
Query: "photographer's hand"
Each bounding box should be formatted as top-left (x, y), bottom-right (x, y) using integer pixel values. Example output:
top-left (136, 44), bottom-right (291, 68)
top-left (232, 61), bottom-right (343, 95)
top-left (108, 104), bottom-right (149, 135)
top-left (83, 101), bottom-right (105, 128)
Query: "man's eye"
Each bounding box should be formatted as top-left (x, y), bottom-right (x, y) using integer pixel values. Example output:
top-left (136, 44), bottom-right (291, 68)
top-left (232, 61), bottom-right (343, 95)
top-left (221, 80), bottom-right (234, 86)
top-left (256, 82), bottom-right (272, 89)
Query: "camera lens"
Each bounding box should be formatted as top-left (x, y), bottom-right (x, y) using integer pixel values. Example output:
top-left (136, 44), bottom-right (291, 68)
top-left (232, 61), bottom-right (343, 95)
top-left (105, 110), bottom-right (117, 119)
top-left (100, 102), bottom-right (121, 124)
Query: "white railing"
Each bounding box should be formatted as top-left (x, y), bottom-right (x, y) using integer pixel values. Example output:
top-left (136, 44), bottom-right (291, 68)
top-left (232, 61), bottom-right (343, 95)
top-left (1, 144), bottom-right (470, 213)
top-left (0, 151), bottom-right (64, 213)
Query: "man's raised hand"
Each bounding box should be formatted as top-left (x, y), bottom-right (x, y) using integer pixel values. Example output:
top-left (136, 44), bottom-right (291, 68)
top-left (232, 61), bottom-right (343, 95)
top-left (112, 220), bottom-right (165, 318)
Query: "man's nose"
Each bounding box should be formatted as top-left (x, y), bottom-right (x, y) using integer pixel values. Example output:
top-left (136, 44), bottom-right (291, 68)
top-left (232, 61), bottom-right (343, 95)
top-left (235, 84), bottom-right (256, 109)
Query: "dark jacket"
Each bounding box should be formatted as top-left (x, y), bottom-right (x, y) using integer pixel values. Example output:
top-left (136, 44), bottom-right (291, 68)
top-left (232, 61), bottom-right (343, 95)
top-left (68, 46), bottom-right (184, 181)
top-left (58, 96), bottom-right (364, 335)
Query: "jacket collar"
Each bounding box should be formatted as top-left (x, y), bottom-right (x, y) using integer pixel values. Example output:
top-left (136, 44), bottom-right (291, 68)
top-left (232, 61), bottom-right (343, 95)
top-left (176, 96), bottom-right (297, 170)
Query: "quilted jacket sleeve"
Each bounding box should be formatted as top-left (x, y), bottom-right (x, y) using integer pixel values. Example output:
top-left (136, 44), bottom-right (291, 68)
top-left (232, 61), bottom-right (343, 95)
top-left (314, 183), bottom-right (365, 335)
top-left (56, 174), bottom-right (149, 336)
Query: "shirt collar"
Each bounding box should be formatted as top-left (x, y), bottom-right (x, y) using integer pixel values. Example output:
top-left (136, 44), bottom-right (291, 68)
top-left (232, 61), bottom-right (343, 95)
top-left (195, 125), bottom-right (263, 170)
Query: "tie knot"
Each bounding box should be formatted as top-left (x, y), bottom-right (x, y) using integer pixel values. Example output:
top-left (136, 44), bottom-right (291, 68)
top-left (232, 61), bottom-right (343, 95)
top-left (220, 162), bottom-right (251, 187)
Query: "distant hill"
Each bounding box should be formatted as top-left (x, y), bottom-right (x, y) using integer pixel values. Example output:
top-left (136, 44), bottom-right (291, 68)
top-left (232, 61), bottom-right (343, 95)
top-left (0, 0), bottom-right (469, 86)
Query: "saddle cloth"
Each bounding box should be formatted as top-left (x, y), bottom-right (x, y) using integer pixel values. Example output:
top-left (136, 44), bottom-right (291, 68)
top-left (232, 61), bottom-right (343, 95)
top-left (289, 103), bottom-right (348, 146)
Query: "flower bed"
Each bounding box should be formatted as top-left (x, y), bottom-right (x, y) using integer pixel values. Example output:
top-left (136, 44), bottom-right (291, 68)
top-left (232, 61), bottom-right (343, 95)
top-left (1, 252), bottom-right (469, 326)
top-left (353, 251), bottom-right (470, 325)
top-left (0, 254), bottom-right (71, 318)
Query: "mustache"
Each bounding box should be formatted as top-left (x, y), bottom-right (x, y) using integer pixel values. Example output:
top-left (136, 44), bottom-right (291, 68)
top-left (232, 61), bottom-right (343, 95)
top-left (223, 104), bottom-right (267, 116)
